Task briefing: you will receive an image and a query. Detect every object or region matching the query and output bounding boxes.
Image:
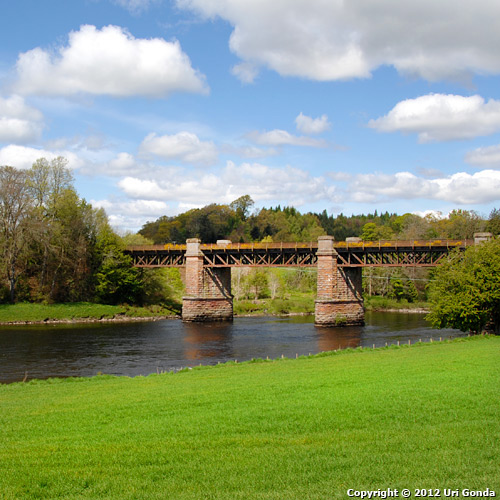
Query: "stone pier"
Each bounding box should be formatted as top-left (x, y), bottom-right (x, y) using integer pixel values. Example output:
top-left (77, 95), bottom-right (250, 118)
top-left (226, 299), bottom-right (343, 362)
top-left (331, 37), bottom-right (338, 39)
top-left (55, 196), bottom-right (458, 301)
top-left (314, 236), bottom-right (364, 326)
top-left (182, 239), bottom-right (233, 322)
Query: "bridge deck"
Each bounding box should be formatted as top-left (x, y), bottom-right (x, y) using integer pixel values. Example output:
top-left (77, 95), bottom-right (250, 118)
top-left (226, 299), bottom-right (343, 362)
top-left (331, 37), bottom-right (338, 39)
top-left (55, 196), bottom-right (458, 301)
top-left (125, 239), bottom-right (471, 268)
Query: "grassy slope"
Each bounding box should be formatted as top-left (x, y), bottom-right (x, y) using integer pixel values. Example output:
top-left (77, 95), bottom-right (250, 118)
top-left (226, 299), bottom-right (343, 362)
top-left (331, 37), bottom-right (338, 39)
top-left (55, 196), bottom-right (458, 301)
top-left (0, 302), bottom-right (179, 323)
top-left (0, 337), bottom-right (499, 499)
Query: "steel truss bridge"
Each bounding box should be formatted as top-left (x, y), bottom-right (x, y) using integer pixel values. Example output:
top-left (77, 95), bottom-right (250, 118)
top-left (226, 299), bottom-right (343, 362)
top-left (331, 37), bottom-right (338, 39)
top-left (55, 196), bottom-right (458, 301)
top-left (125, 239), bottom-right (471, 268)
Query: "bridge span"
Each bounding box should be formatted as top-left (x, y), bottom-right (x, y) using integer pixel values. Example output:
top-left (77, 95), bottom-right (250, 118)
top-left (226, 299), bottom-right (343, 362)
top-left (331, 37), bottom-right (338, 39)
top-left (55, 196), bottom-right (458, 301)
top-left (125, 236), bottom-right (473, 326)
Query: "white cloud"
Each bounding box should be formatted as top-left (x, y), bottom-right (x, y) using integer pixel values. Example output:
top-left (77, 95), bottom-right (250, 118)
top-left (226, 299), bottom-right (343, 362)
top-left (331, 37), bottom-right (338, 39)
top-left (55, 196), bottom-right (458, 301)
top-left (0, 145), bottom-right (83, 170)
top-left (350, 170), bottom-right (500, 205)
top-left (412, 210), bottom-right (445, 219)
top-left (0, 95), bottom-right (43, 143)
top-left (177, 0), bottom-right (500, 82)
top-left (465, 144), bottom-right (500, 168)
top-left (231, 62), bottom-right (259, 84)
top-left (118, 160), bottom-right (337, 206)
top-left (14, 25), bottom-right (207, 98)
top-left (139, 132), bottom-right (218, 165)
top-left (45, 133), bottom-right (107, 152)
top-left (223, 144), bottom-right (278, 159)
top-left (247, 129), bottom-right (327, 147)
top-left (328, 171), bottom-right (352, 182)
top-left (295, 112), bottom-right (330, 135)
top-left (369, 94), bottom-right (500, 142)
top-left (92, 198), bottom-right (169, 232)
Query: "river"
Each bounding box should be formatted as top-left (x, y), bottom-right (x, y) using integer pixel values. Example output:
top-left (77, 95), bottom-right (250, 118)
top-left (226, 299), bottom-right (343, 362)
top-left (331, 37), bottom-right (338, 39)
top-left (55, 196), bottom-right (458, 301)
top-left (0, 312), bottom-right (466, 384)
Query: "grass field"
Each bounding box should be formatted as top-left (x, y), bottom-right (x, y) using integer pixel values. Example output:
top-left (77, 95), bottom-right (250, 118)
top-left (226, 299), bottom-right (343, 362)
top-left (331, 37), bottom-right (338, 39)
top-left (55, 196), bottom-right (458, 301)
top-left (0, 302), bottom-right (178, 323)
top-left (363, 296), bottom-right (430, 311)
top-left (234, 291), bottom-right (315, 315)
top-left (0, 336), bottom-right (499, 499)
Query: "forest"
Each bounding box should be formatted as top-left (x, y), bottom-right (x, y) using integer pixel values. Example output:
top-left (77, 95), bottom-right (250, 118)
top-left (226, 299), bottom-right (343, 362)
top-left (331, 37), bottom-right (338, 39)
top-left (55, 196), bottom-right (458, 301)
top-left (140, 193), bottom-right (499, 244)
top-left (1, 158), bottom-right (499, 310)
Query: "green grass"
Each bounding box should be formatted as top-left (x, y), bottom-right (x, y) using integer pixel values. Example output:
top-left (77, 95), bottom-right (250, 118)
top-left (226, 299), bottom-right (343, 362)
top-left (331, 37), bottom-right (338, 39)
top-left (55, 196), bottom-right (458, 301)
top-left (0, 336), bottom-right (499, 499)
top-left (235, 295), bottom-right (429, 316)
top-left (0, 302), bottom-right (179, 323)
top-left (364, 295), bottom-right (430, 311)
top-left (234, 292), bottom-right (315, 316)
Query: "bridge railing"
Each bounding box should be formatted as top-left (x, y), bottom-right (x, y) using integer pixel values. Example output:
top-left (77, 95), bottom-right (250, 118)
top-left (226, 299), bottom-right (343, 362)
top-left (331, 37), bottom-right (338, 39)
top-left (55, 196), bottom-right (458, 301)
top-left (126, 239), bottom-right (472, 253)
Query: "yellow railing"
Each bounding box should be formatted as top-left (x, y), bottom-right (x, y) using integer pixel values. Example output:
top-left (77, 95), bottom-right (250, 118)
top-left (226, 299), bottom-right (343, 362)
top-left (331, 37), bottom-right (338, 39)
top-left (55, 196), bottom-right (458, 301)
top-left (126, 239), bottom-right (471, 252)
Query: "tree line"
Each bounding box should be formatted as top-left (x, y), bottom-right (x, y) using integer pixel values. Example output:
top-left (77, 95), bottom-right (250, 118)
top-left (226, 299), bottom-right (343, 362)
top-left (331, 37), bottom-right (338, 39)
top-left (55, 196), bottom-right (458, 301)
top-left (140, 195), bottom-right (500, 244)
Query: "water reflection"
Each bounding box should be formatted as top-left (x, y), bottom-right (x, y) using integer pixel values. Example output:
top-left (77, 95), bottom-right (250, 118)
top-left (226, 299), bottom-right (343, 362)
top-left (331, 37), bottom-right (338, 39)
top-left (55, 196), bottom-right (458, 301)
top-left (0, 312), bottom-right (466, 384)
top-left (316, 326), bottom-right (361, 351)
top-left (183, 322), bottom-right (233, 360)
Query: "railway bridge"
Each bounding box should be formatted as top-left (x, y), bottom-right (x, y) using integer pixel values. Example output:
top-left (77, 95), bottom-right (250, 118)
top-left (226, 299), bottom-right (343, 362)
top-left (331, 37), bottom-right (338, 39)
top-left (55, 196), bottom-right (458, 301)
top-left (125, 235), bottom-right (481, 326)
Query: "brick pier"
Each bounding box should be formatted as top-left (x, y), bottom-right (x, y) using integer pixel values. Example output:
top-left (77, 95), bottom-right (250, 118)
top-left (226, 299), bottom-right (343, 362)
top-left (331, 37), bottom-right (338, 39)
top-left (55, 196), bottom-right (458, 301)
top-left (314, 236), bottom-right (364, 326)
top-left (182, 239), bottom-right (233, 322)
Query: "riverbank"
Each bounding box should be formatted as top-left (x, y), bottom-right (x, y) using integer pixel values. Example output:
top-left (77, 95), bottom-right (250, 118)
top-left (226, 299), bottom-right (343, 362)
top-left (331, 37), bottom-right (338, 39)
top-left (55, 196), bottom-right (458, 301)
top-left (1, 335), bottom-right (498, 499)
top-left (0, 297), bottom-right (431, 325)
top-left (234, 295), bottom-right (430, 316)
top-left (0, 302), bottom-right (179, 325)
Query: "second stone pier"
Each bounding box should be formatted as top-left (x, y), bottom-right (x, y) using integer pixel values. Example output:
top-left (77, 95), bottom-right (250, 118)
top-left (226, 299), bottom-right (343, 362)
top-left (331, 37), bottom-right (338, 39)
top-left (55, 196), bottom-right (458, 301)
top-left (182, 238), bottom-right (233, 322)
top-left (314, 235), bottom-right (364, 326)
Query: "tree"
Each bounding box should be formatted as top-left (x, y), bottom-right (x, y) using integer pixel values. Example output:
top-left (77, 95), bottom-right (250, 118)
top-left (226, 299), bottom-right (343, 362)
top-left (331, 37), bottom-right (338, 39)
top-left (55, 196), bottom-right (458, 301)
top-left (230, 194), bottom-right (254, 221)
top-left (246, 270), bottom-right (269, 300)
top-left (0, 167), bottom-right (33, 301)
top-left (95, 220), bottom-right (142, 304)
top-left (361, 222), bottom-right (379, 241)
top-left (427, 239), bottom-right (500, 333)
top-left (487, 208), bottom-right (500, 236)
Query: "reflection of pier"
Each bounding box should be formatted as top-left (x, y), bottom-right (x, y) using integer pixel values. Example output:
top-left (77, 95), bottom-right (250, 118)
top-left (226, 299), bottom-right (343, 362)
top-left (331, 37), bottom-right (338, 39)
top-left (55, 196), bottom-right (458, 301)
top-left (183, 323), bottom-right (233, 361)
top-left (125, 236), bottom-right (476, 326)
top-left (315, 326), bottom-right (361, 352)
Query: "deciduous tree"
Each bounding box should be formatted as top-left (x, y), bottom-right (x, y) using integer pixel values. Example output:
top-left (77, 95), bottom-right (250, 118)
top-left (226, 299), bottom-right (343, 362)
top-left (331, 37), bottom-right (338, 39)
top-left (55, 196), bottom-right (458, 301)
top-left (427, 239), bottom-right (500, 333)
top-left (0, 167), bottom-right (33, 301)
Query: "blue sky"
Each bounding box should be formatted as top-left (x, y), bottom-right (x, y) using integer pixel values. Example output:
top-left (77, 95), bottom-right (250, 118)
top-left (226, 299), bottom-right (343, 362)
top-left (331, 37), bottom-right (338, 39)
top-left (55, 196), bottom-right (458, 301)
top-left (1, 0), bottom-right (500, 231)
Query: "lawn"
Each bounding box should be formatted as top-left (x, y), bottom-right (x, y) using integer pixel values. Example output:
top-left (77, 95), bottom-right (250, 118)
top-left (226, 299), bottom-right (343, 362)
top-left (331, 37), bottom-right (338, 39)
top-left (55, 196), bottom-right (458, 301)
top-left (0, 336), bottom-right (498, 499)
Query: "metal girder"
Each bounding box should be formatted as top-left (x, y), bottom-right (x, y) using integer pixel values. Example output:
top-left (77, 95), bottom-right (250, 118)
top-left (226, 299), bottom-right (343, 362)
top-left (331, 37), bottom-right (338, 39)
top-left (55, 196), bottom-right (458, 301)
top-left (125, 239), bottom-right (471, 268)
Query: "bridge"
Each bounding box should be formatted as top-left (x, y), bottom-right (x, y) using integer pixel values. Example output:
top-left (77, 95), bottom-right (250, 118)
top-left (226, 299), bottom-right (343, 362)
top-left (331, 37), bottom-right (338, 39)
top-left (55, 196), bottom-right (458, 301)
top-left (125, 236), bottom-right (478, 326)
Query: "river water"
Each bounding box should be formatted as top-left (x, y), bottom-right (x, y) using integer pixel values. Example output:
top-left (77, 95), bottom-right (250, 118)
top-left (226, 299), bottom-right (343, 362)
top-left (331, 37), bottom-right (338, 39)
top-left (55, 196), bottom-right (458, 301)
top-left (0, 312), bottom-right (465, 384)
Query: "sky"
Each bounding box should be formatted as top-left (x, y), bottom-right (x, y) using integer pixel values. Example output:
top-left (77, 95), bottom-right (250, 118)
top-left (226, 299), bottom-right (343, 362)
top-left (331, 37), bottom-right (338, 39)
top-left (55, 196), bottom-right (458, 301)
top-left (1, 0), bottom-right (500, 232)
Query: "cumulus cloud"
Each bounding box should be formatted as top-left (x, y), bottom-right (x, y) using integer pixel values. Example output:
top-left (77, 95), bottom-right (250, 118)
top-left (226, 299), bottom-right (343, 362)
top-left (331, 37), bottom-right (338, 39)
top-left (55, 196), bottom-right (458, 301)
top-left (0, 145), bottom-right (83, 170)
top-left (247, 129), bottom-right (327, 147)
top-left (369, 94), bottom-right (500, 142)
top-left (350, 170), bottom-right (500, 205)
top-left (0, 95), bottom-right (43, 143)
top-left (139, 132), bottom-right (218, 165)
top-left (92, 198), bottom-right (170, 232)
top-left (14, 25), bottom-right (207, 98)
top-left (465, 144), bottom-right (500, 168)
top-left (177, 0), bottom-right (500, 82)
top-left (118, 160), bottom-right (337, 206)
top-left (295, 112), bottom-right (330, 135)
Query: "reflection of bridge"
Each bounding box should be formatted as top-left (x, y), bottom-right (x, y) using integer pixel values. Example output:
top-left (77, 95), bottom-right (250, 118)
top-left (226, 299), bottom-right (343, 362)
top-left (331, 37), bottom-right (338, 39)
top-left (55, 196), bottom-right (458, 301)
top-left (125, 237), bottom-right (472, 326)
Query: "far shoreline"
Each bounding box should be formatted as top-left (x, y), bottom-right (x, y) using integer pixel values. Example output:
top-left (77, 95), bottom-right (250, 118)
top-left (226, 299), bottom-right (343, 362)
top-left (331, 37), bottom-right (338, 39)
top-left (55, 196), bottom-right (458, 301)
top-left (0, 306), bottom-right (429, 326)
